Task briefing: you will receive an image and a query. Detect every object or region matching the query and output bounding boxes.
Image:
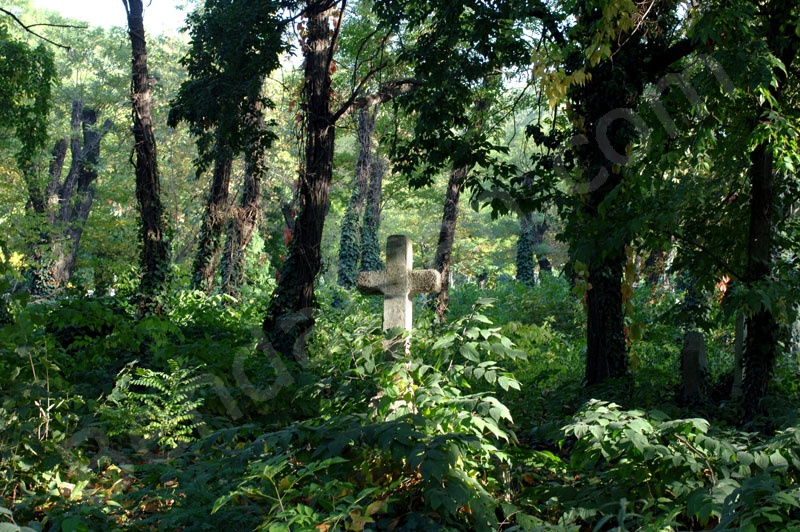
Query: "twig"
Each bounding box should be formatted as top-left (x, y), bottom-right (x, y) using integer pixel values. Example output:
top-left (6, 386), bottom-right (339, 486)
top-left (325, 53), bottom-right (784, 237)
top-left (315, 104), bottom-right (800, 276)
top-left (675, 433), bottom-right (717, 486)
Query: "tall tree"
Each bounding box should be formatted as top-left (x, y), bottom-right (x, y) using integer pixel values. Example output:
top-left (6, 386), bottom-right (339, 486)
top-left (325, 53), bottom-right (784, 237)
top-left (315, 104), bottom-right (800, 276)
top-left (169, 0), bottom-right (287, 295)
top-left (337, 105), bottom-right (377, 289)
top-left (739, 0), bottom-right (799, 412)
top-left (263, 0), bottom-right (405, 356)
top-left (191, 148), bottom-right (232, 292)
top-left (432, 164), bottom-right (468, 321)
top-left (220, 101), bottom-right (267, 297)
top-left (123, 0), bottom-right (170, 315)
top-left (538, 0), bottom-right (694, 386)
top-left (263, 1), bottom-right (340, 356)
top-left (28, 101), bottom-right (113, 289)
top-left (359, 157), bottom-right (385, 272)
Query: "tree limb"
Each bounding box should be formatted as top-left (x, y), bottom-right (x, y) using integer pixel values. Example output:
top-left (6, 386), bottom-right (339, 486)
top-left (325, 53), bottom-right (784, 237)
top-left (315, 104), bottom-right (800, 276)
top-left (0, 7), bottom-right (77, 51)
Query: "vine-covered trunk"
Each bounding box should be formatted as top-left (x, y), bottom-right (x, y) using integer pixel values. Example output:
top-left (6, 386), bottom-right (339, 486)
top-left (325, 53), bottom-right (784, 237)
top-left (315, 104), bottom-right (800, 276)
top-left (532, 217), bottom-right (551, 274)
top-left (51, 107), bottom-right (111, 285)
top-left (220, 104), bottom-right (265, 297)
top-left (125, 0), bottom-right (169, 315)
top-left (337, 106), bottom-right (376, 288)
top-left (742, 142), bottom-right (777, 411)
top-left (516, 212), bottom-right (536, 284)
top-left (433, 165), bottom-right (468, 322)
top-left (192, 147), bottom-right (233, 293)
top-left (359, 158), bottom-right (385, 272)
top-left (263, 1), bottom-right (336, 357)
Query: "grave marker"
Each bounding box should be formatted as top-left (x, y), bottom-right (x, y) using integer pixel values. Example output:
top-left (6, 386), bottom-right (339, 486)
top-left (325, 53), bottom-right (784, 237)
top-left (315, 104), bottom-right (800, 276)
top-left (357, 235), bottom-right (441, 334)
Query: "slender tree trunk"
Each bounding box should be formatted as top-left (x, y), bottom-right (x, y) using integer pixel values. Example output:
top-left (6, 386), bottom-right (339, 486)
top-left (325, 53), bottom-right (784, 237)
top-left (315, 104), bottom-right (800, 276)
top-left (516, 212), bottom-right (536, 284)
top-left (263, 1), bottom-right (336, 358)
top-left (191, 146), bottom-right (233, 293)
top-left (360, 157), bottom-right (385, 272)
top-left (433, 165), bottom-right (468, 322)
top-left (338, 106), bottom-right (376, 288)
top-left (124, 0), bottom-right (170, 315)
top-left (742, 142), bottom-right (778, 412)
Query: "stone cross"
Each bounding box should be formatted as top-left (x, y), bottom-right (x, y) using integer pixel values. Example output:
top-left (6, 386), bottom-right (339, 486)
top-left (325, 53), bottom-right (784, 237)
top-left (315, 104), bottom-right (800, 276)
top-left (357, 235), bottom-right (441, 332)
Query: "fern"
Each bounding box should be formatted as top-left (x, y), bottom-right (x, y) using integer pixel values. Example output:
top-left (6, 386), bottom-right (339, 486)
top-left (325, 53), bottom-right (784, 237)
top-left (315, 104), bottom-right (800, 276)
top-left (99, 359), bottom-right (207, 451)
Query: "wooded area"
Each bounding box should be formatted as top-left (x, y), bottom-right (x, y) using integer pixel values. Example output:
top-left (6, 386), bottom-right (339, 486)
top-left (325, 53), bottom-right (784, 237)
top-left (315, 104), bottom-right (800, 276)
top-left (1, 0), bottom-right (799, 530)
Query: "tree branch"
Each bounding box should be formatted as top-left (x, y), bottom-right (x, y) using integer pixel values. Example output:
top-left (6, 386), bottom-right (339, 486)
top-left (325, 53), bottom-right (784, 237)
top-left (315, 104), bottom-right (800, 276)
top-left (0, 7), bottom-right (76, 51)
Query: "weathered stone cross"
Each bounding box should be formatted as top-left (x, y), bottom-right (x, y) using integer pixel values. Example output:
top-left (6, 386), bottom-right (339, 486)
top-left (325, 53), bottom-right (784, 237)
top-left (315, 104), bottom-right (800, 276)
top-left (357, 235), bottom-right (441, 334)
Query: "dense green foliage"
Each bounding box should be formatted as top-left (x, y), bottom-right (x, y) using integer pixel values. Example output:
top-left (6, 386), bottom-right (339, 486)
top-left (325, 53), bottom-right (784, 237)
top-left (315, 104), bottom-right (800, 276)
top-left (1, 276), bottom-right (799, 530)
top-left (1, 0), bottom-right (800, 530)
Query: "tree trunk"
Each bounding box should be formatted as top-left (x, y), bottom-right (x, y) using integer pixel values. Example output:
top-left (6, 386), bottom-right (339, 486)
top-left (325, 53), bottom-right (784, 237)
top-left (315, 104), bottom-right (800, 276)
top-left (532, 216), bottom-right (551, 274)
top-left (741, 142), bottom-right (777, 412)
top-left (360, 157), bottom-right (385, 272)
top-left (51, 107), bottom-right (111, 285)
top-left (338, 106), bottom-right (376, 288)
top-left (220, 103), bottom-right (265, 297)
top-left (263, 1), bottom-right (336, 358)
top-left (25, 101), bottom-right (111, 291)
top-left (432, 165), bottom-right (468, 322)
top-left (516, 212), bottom-right (536, 284)
top-left (191, 146), bottom-right (233, 293)
top-left (124, 0), bottom-right (170, 315)
top-left (585, 250), bottom-right (628, 385)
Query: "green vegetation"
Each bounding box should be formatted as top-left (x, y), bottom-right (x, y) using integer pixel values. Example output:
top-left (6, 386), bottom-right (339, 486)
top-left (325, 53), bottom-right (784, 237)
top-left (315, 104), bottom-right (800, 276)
top-left (1, 0), bottom-right (799, 530)
top-left (1, 277), bottom-right (800, 530)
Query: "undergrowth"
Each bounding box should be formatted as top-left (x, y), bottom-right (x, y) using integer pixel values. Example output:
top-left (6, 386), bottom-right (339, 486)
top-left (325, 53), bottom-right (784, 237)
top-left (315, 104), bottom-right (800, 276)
top-left (0, 276), bottom-right (799, 530)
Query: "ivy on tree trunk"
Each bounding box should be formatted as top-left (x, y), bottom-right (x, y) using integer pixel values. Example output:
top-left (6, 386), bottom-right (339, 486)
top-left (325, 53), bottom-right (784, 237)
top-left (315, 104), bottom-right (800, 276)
top-left (191, 144), bottom-right (233, 293)
top-left (124, 0), bottom-right (170, 315)
top-left (220, 102), bottom-right (266, 297)
top-left (263, 1), bottom-right (338, 358)
top-left (338, 106), bottom-right (377, 289)
top-left (359, 158), bottom-right (385, 272)
top-left (433, 164), bottom-right (468, 322)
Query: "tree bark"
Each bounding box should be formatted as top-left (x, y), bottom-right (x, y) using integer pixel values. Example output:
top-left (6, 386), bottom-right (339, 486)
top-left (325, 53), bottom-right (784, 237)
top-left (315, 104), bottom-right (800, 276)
top-left (741, 142), bottom-right (778, 412)
top-left (191, 145), bottom-right (233, 293)
top-left (433, 164), bottom-right (468, 322)
top-left (24, 101), bottom-right (111, 291)
top-left (532, 216), bottom-right (551, 274)
top-left (516, 212), bottom-right (536, 284)
top-left (51, 107), bottom-right (112, 285)
top-left (124, 0), bottom-right (170, 315)
top-left (220, 103), bottom-right (265, 297)
top-left (263, 1), bottom-right (337, 358)
top-left (359, 157), bottom-right (385, 272)
top-left (584, 250), bottom-right (628, 385)
top-left (338, 106), bottom-right (376, 288)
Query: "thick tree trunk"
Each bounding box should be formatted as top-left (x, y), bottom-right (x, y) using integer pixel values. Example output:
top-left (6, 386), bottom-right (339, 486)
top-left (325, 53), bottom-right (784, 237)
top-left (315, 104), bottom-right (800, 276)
top-left (125, 0), bottom-right (170, 315)
top-left (360, 157), bottom-right (385, 272)
top-left (191, 147), bottom-right (233, 293)
top-left (338, 106), bottom-right (376, 288)
top-left (742, 142), bottom-right (777, 412)
top-left (263, 1), bottom-right (336, 358)
top-left (433, 165), bottom-right (468, 322)
top-left (585, 250), bottom-right (628, 385)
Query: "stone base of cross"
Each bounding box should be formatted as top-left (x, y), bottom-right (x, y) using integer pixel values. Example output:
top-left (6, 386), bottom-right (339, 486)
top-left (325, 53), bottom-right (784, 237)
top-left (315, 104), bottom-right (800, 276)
top-left (357, 235), bottom-right (441, 349)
